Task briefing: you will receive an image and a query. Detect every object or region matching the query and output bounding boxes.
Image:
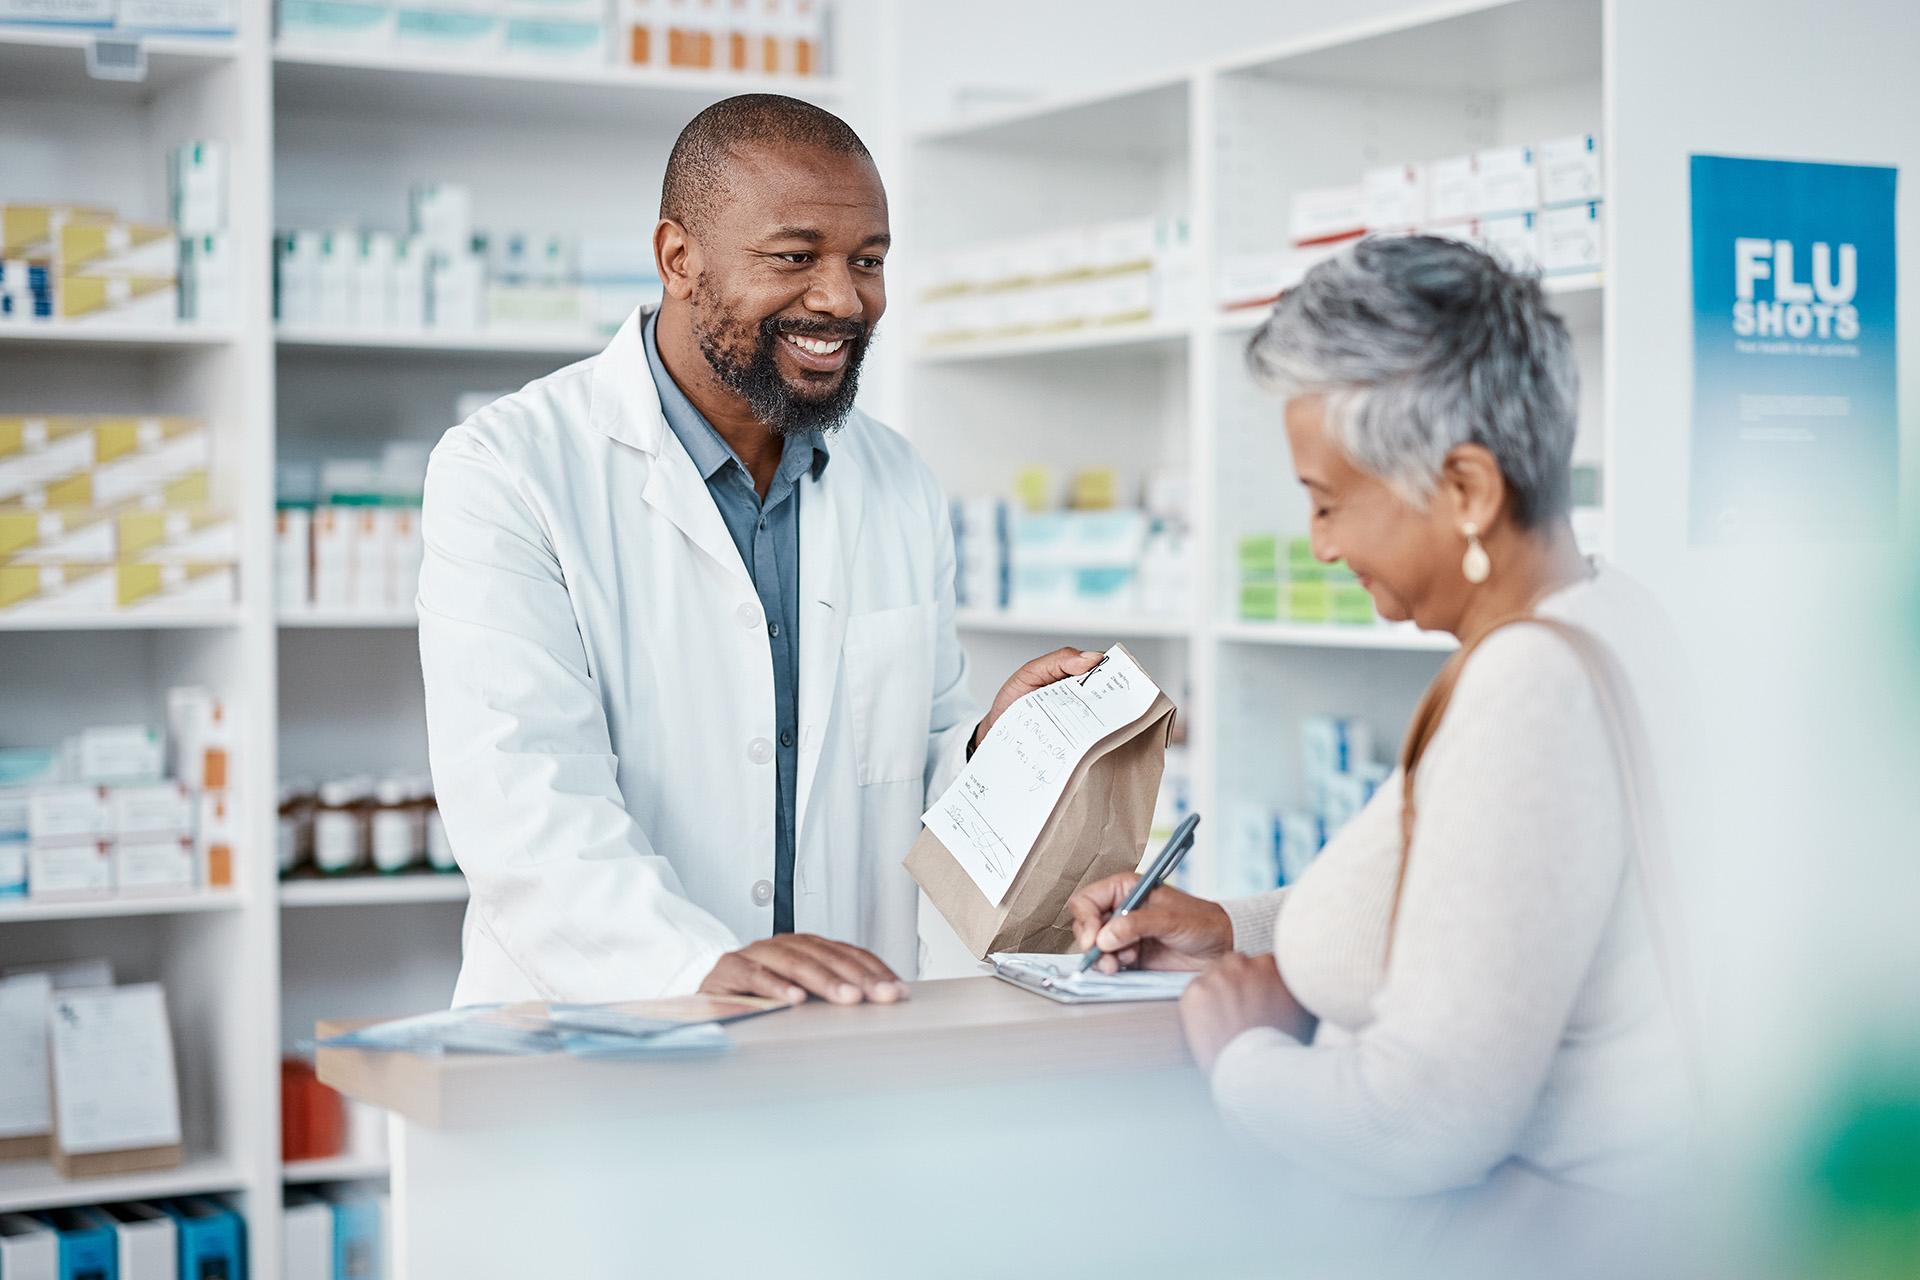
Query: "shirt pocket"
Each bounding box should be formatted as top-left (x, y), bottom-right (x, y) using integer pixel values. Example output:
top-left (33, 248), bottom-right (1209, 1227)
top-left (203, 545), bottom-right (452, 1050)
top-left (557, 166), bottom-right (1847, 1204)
top-left (843, 601), bottom-right (938, 785)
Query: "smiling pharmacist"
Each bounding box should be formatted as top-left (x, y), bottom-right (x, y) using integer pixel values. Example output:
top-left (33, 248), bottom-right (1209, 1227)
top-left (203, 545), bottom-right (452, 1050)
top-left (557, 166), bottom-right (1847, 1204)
top-left (417, 95), bottom-right (1096, 1009)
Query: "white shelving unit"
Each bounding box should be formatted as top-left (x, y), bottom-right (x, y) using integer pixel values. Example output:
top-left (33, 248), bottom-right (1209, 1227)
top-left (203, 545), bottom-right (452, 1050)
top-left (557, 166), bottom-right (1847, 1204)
top-left (0, 4), bottom-right (850, 1273)
top-left (903, 0), bottom-right (1609, 898)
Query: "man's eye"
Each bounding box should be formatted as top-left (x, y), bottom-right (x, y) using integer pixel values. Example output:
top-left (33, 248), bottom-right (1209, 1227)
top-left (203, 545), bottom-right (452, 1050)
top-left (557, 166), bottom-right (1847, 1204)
top-left (854, 257), bottom-right (885, 269)
top-left (778, 252), bottom-right (812, 265)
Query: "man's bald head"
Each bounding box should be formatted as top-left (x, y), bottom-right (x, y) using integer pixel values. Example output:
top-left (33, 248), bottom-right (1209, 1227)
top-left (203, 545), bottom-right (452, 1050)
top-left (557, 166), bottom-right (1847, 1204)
top-left (660, 93), bottom-right (872, 233)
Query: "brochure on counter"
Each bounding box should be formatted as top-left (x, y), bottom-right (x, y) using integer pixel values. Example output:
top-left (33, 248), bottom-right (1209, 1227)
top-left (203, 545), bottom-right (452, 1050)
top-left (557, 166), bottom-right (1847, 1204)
top-left (313, 993), bottom-right (792, 1058)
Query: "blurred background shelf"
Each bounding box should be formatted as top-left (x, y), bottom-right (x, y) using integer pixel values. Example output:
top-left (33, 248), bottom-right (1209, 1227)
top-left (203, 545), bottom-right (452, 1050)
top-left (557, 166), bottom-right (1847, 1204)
top-left (956, 609), bottom-right (1190, 639)
top-left (0, 323), bottom-right (239, 349)
top-left (0, 1151), bottom-right (247, 1215)
top-left (1213, 620), bottom-right (1458, 652)
top-left (278, 608), bottom-right (419, 629)
top-left (279, 875), bottom-right (468, 908)
top-left (275, 325), bottom-right (606, 358)
top-left (281, 1152), bottom-right (391, 1184)
top-left (0, 891), bottom-right (245, 924)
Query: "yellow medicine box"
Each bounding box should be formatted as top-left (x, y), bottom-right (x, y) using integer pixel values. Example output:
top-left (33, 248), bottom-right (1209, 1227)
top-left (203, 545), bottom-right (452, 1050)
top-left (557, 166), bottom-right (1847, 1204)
top-left (0, 204), bottom-right (113, 259)
top-left (58, 221), bottom-right (180, 278)
top-left (56, 274), bottom-right (179, 325)
top-left (0, 560), bottom-right (235, 617)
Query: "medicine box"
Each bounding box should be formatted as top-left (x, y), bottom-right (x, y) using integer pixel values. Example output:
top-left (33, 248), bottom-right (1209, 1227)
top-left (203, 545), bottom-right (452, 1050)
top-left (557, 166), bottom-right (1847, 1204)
top-left (0, 841), bottom-right (25, 897)
top-left (115, 835), bottom-right (198, 894)
top-left (55, 275), bottom-right (179, 325)
top-left (1539, 133), bottom-right (1603, 208)
top-left (1288, 185), bottom-right (1367, 247)
top-left (0, 0), bottom-right (114, 26)
top-left (169, 141), bottom-right (228, 234)
top-left (503, 13), bottom-right (606, 60)
top-left (1, 204), bottom-right (112, 259)
top-left (161, 1198), bottom-right (246, 1280)
top-left (1362, 163), bottom-right (1428, 232)
top-left (117, 0), bottom-right (239, 31)
top-left (107, 782), bottom-right (193, 838)
top-left (1541, 201), bottom-right (1605, 275)
top-left (66, 725), bottom-right (164, 785)
top-left (1427, 155), bottom-right (1477, 224)
top-left (196, 789), bottom-right (236, 887)
top-left (394, 0), bottom-right (503, 55)
top-left (1478, 211), bottom-right (1541, 274)
top-left (277, 0), bottom-right (398, 47)
top-left (28, 786), bottom-right (109, 841)
top-left (1471, 144), bottom-right (1539, 218)
top-left (57, 222), bottom-right (179, 279)
top-left (28, 839), bottom-right (114, 899)
top-left (168, 686), bottom-right (232, 791)
top-left (102, 1201), bottom-right (179, 1276)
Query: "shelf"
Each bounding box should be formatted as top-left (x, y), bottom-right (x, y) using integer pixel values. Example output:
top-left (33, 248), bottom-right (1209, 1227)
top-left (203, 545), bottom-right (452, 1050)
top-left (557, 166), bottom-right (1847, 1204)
top-left (912, 69), bottom-right (1189, 160)
top-left (273, 43), bottom-right (843, 128)
top-left (276, 326), bottom-right (606, 359)
top-left (0, 892), bottom-right (244, 925)
top-left (0, 1150), bottom-right (245, 1215)
top-left (1223, 0), bottom-right (1600, 93)
top-left (956, 610), bottom-right (1190, 639)
top-left (283, 1152), bottom-right (390, 1184)
top-left (0, 27), bottom-right (236, 96)
top-left (0, 609), bottom-right (242, 633)
top-left (1213, 270), bottom-right (1604, 334)
top-left (916, 319), bottom-right (1189, 364)
top-left (0, 323), bottom-right (237, 350)
top-left (1215, 620), bottom-right (1457, 652)
top-left (280, 875), bottom-right (467, 907)
top-left (278, 609), bottom-right (418, 629)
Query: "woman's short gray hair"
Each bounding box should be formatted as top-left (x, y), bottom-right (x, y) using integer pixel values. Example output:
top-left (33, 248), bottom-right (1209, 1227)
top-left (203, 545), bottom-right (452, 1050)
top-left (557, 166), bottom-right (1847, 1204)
top-left (1247, 235), bottom-right (1578, 528)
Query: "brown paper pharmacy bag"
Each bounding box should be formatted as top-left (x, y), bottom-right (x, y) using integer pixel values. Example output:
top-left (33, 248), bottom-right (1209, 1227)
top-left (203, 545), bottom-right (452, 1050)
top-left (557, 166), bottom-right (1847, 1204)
top-left (905, 658), bottom-right (1177, 959)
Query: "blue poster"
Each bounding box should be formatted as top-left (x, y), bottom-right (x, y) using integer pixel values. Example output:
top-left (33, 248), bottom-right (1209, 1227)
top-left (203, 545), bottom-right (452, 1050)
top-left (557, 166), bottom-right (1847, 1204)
top-left (1689, 155), bottom-right (1899, 544)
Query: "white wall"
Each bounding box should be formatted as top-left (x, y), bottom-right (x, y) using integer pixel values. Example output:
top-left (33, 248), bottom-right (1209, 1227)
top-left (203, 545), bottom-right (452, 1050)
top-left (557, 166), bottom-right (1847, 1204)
top-left (1607, 0), bottom-right (1920, 1199)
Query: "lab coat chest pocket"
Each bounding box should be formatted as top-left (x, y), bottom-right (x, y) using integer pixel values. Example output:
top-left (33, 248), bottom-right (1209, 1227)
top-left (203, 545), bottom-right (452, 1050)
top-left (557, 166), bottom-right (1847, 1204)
top-left (843, 601), bottom-right (937, 785)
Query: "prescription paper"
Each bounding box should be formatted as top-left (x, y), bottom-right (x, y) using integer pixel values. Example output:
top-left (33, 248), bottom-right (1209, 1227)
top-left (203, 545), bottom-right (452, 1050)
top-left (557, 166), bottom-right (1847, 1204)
top-left (922, 645), bottom-right (1163, 905)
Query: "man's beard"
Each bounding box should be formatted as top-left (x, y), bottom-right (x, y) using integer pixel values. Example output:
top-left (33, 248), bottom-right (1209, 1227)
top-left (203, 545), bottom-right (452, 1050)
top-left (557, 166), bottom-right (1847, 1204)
top-left (692, 288), bottom-right (875, 437)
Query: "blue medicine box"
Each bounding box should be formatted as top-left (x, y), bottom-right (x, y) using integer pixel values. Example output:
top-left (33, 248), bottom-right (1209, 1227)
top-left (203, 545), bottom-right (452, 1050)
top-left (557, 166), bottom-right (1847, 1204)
top-left (161, 1195), bottom-right (246, 1280)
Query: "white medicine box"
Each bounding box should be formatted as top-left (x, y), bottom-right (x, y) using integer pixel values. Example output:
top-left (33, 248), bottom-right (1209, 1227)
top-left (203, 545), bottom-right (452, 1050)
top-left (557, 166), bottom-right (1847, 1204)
top-left (1427, 155), bottom-right (1477, 225)
top-left (1540, 134), bottom-right (1604, 207)
top-left (114, 836), bottom-right (197, 895)
top-left (1288, 186), bottom-right (1366, 247)
top-left (1478, 212), bottom-right (1541, 274)
top-left (1362, 164), bottom-right (1428, 232)
top-left (1471, 145), bottom-right (1539, 218)
top-left (29, 840), bottom-right (113, 900)
top-left (1542, 201), bottom-right (1605, 275)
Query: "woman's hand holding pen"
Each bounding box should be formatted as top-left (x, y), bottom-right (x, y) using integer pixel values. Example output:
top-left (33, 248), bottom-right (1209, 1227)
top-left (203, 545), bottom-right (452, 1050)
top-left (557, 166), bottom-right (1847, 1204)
top-left (1067, 873), bottom-right (1234, 974)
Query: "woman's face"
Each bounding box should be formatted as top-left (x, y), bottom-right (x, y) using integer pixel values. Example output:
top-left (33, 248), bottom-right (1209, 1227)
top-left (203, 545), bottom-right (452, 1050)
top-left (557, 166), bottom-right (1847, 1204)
top-left (1284, 395), bottom-right (1467, 632)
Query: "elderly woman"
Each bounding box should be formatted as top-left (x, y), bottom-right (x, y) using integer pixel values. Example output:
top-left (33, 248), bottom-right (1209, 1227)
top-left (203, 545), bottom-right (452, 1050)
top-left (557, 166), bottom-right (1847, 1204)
top-left (1070, 236), bottom-right (1689, 1213)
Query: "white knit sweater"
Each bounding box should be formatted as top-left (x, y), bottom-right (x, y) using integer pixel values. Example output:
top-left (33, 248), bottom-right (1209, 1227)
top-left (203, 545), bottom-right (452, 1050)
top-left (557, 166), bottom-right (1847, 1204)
top-left (1211, 563), bottom-right (1690, 1200)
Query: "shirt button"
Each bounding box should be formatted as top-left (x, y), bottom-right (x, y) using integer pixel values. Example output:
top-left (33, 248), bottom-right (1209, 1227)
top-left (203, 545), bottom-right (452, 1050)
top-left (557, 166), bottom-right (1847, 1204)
top-left (736, 602), bottom-right (761, 630)
top-left (779, 729), bottom-right (795, 749)
top-left (751, 879), bottom-right (773, 907)
top-left (767, 621), bottom-right (781, 639)
top-left (748, 737), bottom-right (774, 765)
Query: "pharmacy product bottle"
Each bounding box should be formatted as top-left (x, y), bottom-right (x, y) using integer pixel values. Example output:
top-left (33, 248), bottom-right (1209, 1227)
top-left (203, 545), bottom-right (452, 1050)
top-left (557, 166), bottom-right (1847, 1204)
top-left (277, 783), bottom-right (315, 876)
top-left (370, 776), bottom-right (419, 874)
top-left (313, 777), bottom-right (371, 875)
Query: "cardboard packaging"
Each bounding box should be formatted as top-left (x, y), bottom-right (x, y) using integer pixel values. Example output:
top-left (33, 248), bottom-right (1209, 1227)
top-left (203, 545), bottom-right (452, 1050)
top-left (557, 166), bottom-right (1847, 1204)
top-left (906, 647), bottom-right (1178, 957)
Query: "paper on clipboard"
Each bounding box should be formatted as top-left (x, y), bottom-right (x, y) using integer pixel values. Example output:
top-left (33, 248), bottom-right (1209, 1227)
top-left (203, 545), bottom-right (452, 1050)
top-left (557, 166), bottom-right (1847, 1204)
top-left (921, 645), bottom-right (1163, 905)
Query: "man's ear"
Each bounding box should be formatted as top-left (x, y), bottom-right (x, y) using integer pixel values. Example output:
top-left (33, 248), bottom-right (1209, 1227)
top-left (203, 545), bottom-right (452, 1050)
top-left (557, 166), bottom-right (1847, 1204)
top-left (1436, 444), bottom-right (1509, 533)
top-left (653, 218), bottom-right (699, 301)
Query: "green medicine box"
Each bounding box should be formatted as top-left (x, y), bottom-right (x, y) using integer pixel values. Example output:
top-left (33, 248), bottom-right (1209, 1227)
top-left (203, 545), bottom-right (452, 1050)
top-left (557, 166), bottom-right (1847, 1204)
top-left (1238, 534), bottom-right (1281, 581)
top-left (1286, 580), bottom-right (1333, 623)
top-left (1331, 583), bottom-right (1375, 624)
top-left (1239, 581), bottom-right (1281, 621)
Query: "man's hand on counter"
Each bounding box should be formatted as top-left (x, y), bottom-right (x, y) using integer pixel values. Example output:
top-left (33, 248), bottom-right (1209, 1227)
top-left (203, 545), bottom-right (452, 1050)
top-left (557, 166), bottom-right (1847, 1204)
top-left (700, 935), bottom-right (909, 1006)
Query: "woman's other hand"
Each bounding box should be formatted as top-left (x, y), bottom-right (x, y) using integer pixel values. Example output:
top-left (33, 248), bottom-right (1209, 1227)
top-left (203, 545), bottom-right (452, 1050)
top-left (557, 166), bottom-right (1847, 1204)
top-left (1067, 874), bottom-right (1232, 973)
top-left (1179, 954), bottom-right (1315, 1072)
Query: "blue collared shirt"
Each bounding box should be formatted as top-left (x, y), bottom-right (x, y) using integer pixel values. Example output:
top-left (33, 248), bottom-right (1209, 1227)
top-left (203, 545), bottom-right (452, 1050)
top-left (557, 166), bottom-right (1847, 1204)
top-left (643, 310), bottom-right (827, 935)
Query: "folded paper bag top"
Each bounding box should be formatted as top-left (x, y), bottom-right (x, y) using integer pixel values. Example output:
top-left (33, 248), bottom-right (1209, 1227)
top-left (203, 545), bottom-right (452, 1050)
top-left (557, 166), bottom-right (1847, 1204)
top-left (906, 643), bottom-right (1178, 959)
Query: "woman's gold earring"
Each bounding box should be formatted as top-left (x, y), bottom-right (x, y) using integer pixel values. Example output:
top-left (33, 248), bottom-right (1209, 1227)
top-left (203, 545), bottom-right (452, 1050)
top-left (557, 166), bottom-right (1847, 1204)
top-left (1461, 522), bottom-right (1491, 585)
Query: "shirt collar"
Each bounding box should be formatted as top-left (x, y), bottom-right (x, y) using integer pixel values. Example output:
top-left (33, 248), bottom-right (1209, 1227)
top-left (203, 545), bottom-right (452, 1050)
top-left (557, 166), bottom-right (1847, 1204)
top-left (642, 309), bottom-right (831, 485)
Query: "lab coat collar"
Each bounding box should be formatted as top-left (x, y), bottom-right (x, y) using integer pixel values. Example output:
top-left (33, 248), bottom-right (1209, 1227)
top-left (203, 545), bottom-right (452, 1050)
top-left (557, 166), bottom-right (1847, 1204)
top-left (592, 307), bottom-right (751, 589)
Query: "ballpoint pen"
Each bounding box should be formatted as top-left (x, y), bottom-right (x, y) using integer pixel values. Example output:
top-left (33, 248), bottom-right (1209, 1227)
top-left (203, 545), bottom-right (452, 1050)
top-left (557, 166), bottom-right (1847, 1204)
top-left (1069, 811), bottom-right (1202, 978)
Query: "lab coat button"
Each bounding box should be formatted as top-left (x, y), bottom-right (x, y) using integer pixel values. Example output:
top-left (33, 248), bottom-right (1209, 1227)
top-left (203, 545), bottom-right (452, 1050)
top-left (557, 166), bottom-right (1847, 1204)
top-left (748, 737), bottom-right (774, 765)
top-left (736, 602), bottom-right (761, 630)
top-left (751, 879), bottom-right (773, 907)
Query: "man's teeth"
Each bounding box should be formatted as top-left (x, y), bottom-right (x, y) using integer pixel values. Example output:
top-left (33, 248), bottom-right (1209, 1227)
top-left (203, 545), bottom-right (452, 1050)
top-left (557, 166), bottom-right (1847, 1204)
top-left (784, 334), bottom-right (845, 356)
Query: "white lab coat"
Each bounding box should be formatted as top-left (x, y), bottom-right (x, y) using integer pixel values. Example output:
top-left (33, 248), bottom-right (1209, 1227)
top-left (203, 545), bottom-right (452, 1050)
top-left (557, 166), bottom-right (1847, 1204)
top-left (418, 308), bottom-right (979, 1006)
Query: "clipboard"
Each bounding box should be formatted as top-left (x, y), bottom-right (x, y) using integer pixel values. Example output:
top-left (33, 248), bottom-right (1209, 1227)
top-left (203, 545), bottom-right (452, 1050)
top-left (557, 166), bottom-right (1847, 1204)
top-left (988, 953), bottom-right (1196, 1005)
